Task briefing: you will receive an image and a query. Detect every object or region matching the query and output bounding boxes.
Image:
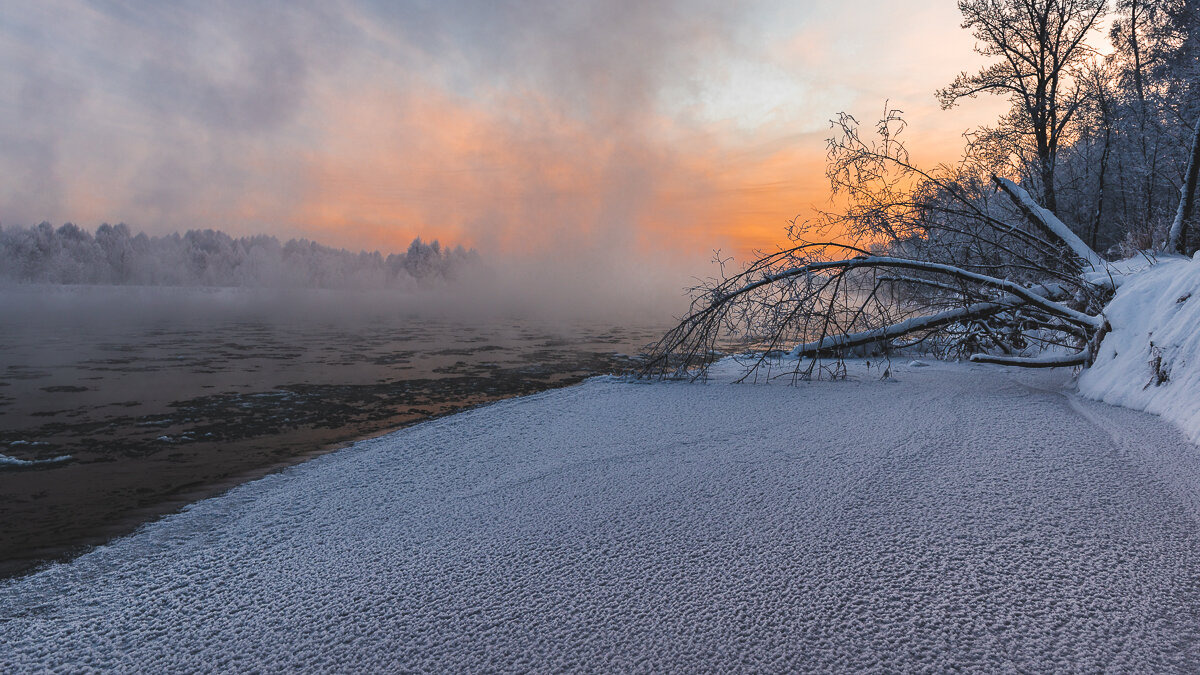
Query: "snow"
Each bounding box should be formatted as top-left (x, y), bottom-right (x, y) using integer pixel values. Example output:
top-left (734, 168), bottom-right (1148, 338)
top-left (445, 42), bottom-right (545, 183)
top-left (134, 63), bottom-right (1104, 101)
top-left (0, 453), bottom-right (71, 468)
top-left (6, 359), bottom-right (1200, 671)
top-left (1082, 254), bottom-right (1156, 289)
top-left (970, 350), bottom-right (1089, 367)
top-left (1080, 253), bottom-right (1200, 443)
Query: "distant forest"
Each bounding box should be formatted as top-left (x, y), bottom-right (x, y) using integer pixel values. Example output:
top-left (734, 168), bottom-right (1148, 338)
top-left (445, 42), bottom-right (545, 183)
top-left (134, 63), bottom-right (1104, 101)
top-left (0, 222), bottom-right (478, 289)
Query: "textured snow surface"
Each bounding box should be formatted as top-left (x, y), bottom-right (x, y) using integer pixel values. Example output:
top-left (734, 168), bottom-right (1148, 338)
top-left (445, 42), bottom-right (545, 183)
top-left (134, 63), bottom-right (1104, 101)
top-left (6, 360), bottom-right (1200, 672)
top-left (1080, 254), bottom-right (1200, 443)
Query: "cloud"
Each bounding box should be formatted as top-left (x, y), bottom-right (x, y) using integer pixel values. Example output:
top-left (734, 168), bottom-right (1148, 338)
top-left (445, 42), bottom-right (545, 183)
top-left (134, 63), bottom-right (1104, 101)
top-left (0, 0), bottom-right (1001, 274)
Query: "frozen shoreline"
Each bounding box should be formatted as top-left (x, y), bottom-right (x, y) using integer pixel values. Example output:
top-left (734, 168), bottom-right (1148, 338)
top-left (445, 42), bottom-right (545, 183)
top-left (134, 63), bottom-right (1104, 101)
top-left (5, 358), bottom-right (1200, 671)
top-left (0, 289), bottom-right (660, 577)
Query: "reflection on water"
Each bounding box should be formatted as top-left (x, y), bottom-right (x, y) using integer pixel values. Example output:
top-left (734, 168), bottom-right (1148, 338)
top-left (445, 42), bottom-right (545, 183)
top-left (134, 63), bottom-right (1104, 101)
top-left (0, 285), bottom-right (669, 575)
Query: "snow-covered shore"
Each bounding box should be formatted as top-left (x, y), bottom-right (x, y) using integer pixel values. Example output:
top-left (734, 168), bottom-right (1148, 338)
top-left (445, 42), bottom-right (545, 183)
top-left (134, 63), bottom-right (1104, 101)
top-left (1080, 254), bottom-right (1200, 443)
top-left (5, 359), bottom-right (1200, 671)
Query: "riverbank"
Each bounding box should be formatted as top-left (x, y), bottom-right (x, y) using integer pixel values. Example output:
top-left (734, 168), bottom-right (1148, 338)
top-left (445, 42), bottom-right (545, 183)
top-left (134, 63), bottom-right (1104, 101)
top-left (0, 287), bottom-right (663, 576)
top-left (6, 358), bottom-right (1200, 671)
top-left (0, 360), bottom-right (631, 577)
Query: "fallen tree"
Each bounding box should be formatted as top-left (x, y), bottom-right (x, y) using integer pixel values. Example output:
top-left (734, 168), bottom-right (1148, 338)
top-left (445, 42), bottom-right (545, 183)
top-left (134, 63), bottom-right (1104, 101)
top-left (642, 0), bottom-right (1200, 382)
top-left (641, 111), bottom-right (1120, 381)
top-left (641, 88), bottom-right (1200, 383)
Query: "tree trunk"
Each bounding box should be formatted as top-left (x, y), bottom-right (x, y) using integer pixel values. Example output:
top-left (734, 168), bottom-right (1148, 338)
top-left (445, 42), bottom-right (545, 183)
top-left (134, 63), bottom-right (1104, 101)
top-left (1091, 123), bottom-right (1112, 252)
top-left (1041, 161), bottom-right (1058, 215)
top-left (993, 176), bottom-right (1107, 269)
top-left (1034, 113), bottom-right (1058, 214)
top-left (1168, 114), bottom-right (1200, 255)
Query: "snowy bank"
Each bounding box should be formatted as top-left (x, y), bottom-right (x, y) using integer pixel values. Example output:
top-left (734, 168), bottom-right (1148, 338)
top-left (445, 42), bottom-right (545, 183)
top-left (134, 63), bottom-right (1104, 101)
top-left (1080, 253), bottom-right (1200, 443)
top-left (5, 360), bottom-right (1200, 671)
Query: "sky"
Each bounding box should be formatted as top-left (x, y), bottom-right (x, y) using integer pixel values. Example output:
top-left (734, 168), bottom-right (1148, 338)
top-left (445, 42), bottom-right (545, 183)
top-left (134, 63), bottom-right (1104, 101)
top-left (0, 0), bottom-right (1010, 269)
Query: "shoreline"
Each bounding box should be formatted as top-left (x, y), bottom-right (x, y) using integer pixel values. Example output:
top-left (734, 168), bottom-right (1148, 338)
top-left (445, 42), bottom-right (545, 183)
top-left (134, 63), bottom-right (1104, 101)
top-left (10, 360), bottom-right (1200, 670)
top-left (0, 287), bottom-right (666, 579)
top-left (0, 358), bottom-right (635, 579)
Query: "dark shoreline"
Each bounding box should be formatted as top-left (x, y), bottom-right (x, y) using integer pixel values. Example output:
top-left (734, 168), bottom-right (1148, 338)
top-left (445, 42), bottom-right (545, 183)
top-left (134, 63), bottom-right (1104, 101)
top-left (0, 357), bottom-right (635, 579)
top-left (0, 288), bottom-right (666, 579)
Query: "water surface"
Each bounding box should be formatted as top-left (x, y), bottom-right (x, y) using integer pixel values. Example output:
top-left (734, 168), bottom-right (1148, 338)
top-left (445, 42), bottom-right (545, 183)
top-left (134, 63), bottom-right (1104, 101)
top-left (0, 285), bottom-right (667, 575)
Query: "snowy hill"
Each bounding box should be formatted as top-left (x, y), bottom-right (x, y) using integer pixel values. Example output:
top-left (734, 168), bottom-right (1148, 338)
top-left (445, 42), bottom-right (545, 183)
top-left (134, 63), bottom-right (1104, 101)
top-left (1080, 254), bottom-right (1200, 443)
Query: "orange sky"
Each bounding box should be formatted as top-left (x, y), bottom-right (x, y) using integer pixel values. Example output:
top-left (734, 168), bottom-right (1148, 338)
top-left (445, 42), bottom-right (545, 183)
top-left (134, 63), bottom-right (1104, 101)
top-left (2, 1), bottom-right (1018, 265)
top-left (285, 85), bottom-right (1000, 261)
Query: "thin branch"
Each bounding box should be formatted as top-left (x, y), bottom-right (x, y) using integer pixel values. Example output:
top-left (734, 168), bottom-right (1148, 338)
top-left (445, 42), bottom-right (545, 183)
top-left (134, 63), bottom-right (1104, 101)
top-left (787, 299), bottom-right (1017, 357)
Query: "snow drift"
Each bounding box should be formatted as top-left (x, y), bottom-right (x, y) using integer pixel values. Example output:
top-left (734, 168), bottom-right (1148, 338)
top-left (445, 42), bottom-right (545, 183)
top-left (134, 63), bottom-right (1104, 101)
top-left (1080, 253), bottom-right (1200, 443)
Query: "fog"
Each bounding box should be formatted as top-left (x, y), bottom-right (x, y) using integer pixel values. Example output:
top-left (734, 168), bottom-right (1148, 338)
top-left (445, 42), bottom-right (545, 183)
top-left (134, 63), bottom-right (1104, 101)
top-left (0, 222), bottom-right (696, 331)
top-left (0, 0), bottom-right (851, 299)
top-left (0, 1), bottom-right (1000, 335)
top-left (0, 223), bottom-right (475, 289)
top-left (0, 1), bottom-right (762, 255)
top-left (2, 0), bottom-right (790, 331)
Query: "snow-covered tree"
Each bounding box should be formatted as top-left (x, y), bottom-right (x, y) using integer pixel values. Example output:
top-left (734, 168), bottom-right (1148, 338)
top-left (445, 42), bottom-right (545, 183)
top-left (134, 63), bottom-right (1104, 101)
top-left (938, 0), bottom-right (1108, 215)
top-left (0, 224), bottom-right (477, 289)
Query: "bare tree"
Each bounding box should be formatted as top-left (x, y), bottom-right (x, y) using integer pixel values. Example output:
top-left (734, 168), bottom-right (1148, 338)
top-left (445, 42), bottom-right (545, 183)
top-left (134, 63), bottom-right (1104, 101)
top-left (641, 112), bottom-right (1112, 381)
top-left (938, 0), bottom-right (1108, 215)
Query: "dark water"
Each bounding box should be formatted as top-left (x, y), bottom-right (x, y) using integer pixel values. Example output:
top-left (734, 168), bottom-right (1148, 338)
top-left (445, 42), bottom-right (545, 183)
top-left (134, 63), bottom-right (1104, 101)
top-left (0, 285), bottom-right (669, 575)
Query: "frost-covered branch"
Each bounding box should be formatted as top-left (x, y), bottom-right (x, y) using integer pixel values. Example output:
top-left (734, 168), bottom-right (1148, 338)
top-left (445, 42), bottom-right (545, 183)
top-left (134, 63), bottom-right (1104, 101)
top-left (969, 350), bottom-right (1090, 368)
top-left (643, 109), bottom-right (1114, 382)
top-left (718, 255), bottom-right (1102, 330)
top-left (787, 299), bottom-right (1014, 358)
top-left (641, 243), bottom-right (1106, 380)
top-left (993, 176), bottom-right (1107, 269)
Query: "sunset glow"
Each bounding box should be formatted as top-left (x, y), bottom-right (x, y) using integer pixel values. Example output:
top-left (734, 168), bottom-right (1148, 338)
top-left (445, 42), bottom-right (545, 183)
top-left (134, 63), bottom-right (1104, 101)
top-left (2, 1), bottom-right (1009, 262)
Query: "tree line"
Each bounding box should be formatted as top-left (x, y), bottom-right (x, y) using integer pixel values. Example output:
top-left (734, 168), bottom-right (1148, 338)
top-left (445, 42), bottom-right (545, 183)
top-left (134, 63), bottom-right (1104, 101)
top-left (0, 222), bottom-right (478, 289)
top-left (940, 0), bottom-right (1200, 255)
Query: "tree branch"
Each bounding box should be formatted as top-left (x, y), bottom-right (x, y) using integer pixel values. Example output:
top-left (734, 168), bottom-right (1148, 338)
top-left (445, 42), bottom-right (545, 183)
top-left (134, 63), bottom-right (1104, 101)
top-left (969, 349), bottom-right (1090, 367)
top-left (787, 299), bottom-right (1017, 357)
top-left (993, 175), bottom-right (1107, 268)
top-left (721, 255), bottom-right (1102, 329)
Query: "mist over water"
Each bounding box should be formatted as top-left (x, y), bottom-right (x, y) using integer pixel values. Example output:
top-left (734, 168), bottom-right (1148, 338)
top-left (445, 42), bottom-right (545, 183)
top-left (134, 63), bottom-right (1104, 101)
top-left (0, 220), bottom-right (698, 325)
top-left (0, 256), bottom-right (687, 448)
top-left (0, 275), bottom-right (680, 573)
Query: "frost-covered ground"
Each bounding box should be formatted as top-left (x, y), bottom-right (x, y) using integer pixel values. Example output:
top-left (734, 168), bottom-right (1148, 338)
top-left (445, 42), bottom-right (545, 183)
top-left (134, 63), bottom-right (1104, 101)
top-left (5, 358), bottom-right (1200, 672)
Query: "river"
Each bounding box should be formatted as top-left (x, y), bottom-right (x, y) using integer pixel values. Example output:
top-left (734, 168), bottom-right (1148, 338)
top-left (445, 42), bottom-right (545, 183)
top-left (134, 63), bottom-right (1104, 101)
top-left (0, 285), bottom-right (670, 576)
